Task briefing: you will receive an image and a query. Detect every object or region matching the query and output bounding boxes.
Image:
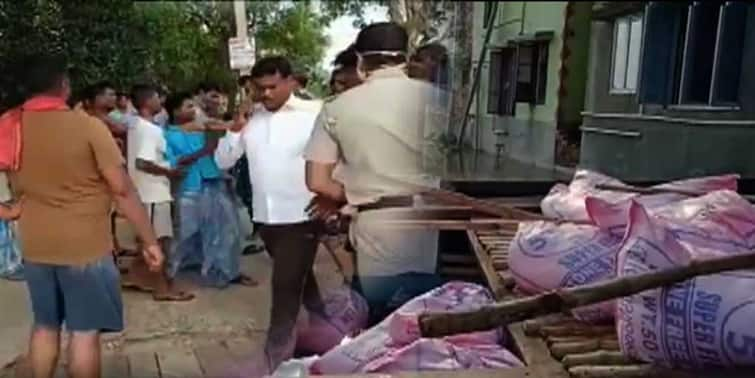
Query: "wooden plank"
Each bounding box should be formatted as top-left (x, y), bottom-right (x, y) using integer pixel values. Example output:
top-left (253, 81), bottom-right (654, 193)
top-left (488, 196), bottom-right (544, 208)
top-left (467, 230), bottom-right (508, 299)
top-left (492, 261), bottom-right (508, 270)
top-left (367, 219), bottom-right (522, 231)
top-left (102, 354), bottom-right (129, 378)
top-left (509, 323), bottom-right (570, 378)
top-left (353, 206), bottom-right (498, 220)
top-left (419, 187), bottom-right (547, 221)
top-left (194, 343), bottom-right (238, 378)
top-left (479, 238), bottom-right (514, 244)
top-left (128, 352), bottom-right (159, 378)
top-left (157, 349), bottom-right (203, 378)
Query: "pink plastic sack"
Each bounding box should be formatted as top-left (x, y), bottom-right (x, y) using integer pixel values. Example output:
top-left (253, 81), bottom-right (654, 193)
top-left (616, 200), bottom-right (755, 368)
top-left (587, 189), bottom-right (752, 234)
top-left (508, 220), bottom-right (620, 322)
top-left (541, 169), bottom-right (738, 222)
top-left (511, 186), bottom-right (746, 324)
top-left (295, 286), bottom-right (369, 354)
top-left (309, 282), bottom-right (523, 375)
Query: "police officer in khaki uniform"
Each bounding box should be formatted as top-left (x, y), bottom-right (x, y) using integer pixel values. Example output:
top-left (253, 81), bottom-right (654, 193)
top-left (304, 22), bottom-right (443, 324)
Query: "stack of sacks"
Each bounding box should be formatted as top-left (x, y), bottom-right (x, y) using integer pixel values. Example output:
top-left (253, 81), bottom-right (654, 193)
top-left (309, 282), bottom-right (523, 375)
top-left (509, 170), bottom-right (740, 323)
top-left (615, 198), bottom-right (755, 368)
top-left (540, 170), bottom-right (738, 222)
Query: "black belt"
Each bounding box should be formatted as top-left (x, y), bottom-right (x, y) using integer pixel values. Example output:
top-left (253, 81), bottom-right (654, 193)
top-left (356, 195), bottom-right (415, 212)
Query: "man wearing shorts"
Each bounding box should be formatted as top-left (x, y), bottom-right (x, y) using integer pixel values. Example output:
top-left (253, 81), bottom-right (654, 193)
top-left (8, 55), bottom-right (164, 378)
top-left (126, 84), bottom-right (193, 301)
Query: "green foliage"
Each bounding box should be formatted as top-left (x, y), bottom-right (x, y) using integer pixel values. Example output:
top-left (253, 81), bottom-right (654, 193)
top-left (0, 0), bottom-right (379, 110)
top-left (317, 0), bottom-right (381, 28)
top-left (137, 1), bottom-right (235, 94)
top-left (254, 2), bottom-right (329, 75)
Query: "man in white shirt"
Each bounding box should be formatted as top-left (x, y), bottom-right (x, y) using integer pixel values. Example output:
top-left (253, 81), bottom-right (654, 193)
top-left (125, 84), bottom-right (194, 302)
top-left (215, 56), bottom-right (324, 371)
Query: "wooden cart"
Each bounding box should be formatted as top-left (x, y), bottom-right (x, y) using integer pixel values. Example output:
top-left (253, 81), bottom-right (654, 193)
top-left (450, 197), bottom-right (753, 378)
top-left (351, 194), bottom-right (755, 378)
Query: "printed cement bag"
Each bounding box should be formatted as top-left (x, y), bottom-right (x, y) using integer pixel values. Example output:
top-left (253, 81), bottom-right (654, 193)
top-left (587, 189), bottom-right (753, 236)
top-left (511, 190), bottom-right (752, 323)
top-left (309, 282), bottom-right (523, 375)
top-left (508, 220), bottom-right (621, 322)
top-left (541, 169), bottom-right (738, 222)
top-left (295, 286), bottom-right (369, 354)
top-left (616, 201), bottom-right (755, 368)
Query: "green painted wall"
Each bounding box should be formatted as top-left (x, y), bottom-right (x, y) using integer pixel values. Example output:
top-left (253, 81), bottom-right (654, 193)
top-left (472, 2), bottom-right (566, 124)
top-left (468, 2), bottom-right (591, 167)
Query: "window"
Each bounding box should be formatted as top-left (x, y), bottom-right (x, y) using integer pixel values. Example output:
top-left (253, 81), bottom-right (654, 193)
top-left (515, 41), bottom-right (549, 104)
top-left (487, 40), bottom-right (550, 115)
top-left (487, 48), bottom-right (516, 116)
top-left (639, 1), bottom-right (749, 106)
top-left (611, 15), bottom-right (643, 93)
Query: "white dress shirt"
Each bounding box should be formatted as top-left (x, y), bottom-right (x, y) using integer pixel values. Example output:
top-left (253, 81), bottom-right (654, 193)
top-left (215, 95), bottom-right (322, 224)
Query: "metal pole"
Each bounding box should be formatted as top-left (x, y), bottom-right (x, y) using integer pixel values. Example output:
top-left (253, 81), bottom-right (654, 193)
top-left (456, 2), bottom-right (499, 150)
top-left (233, 1), bottom-right (252, 76)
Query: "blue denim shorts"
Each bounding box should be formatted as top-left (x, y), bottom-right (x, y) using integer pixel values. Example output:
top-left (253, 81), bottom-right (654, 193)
top-left (24, 254), bottom-right (123, 333)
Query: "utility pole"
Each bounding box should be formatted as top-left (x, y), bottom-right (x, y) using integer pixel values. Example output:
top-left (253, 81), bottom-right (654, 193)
top-left (233, 1), bottom-right (253, 76)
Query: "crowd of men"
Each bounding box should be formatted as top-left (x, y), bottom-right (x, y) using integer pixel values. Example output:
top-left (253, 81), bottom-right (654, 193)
top-left (2, 21), bottom-right (449, 378)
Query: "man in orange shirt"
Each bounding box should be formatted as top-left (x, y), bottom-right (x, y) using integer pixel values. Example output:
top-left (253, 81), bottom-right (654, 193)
top-left (8, 54), bottom-right (164, 378)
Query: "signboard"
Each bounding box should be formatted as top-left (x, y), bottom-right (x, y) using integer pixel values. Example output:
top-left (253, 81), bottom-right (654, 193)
top-left (228, 36), bottom-right (255, 71)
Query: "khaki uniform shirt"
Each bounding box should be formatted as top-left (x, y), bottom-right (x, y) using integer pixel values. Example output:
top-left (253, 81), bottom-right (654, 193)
top-left (304, 66), bottom-right (440, 277)
top-left (304, 66), bottom-right (438, 205)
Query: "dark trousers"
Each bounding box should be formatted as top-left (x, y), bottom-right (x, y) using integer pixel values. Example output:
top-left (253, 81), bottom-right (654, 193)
top-left (258, 221), bottom-right (323, 363)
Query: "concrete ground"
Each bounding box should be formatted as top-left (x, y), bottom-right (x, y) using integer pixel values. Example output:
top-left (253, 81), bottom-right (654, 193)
top-left (0, 206), bottom-right (349, 374)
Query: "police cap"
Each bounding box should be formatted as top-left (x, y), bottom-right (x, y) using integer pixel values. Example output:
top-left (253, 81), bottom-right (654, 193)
top-left (355, 22), bottom-right (408, 56)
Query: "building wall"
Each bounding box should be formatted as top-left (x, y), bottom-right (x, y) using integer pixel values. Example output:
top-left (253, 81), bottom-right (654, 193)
top-left (581, 3), bottom-right (755, 180)
top-left (469, 2), bottom-right (590, 168)
top-left (583, 20), bottom-right (640, 114)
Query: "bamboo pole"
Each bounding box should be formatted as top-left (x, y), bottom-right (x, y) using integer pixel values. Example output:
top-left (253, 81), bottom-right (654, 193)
top-left (419, 250), bottom-right (755, 338)
top-left (364, 218), bottom-right (526, 230)
top-left (594, 183), bottom-right (703, 197)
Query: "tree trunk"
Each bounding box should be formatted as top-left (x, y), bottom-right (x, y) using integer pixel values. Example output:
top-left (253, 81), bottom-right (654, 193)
top-left (388, 0), bottom-right (432, 52)
top-left (448, 1), bottom-right (473, 137)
